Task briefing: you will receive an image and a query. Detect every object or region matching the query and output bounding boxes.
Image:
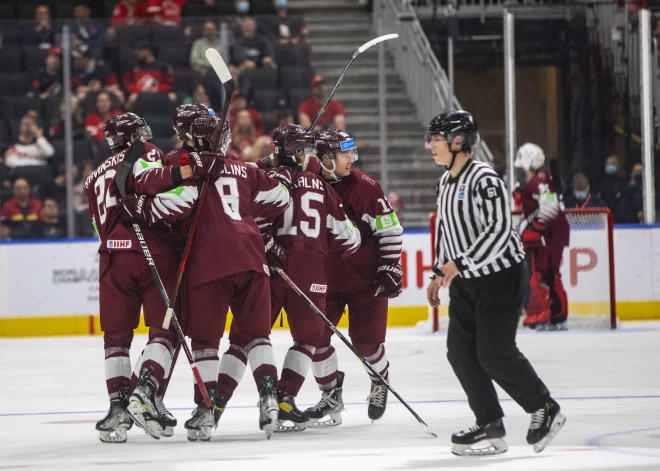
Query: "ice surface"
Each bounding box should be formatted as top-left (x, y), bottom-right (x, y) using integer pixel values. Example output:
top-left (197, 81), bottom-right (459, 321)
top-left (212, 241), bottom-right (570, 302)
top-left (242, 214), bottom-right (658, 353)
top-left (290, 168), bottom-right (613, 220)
top-left (1, 322), bottom-right (659, 471)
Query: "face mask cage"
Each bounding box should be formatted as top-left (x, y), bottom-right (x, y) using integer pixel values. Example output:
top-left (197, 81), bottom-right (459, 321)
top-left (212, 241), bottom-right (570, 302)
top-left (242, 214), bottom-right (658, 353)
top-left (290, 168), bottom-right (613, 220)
top-left (132, 124), bottom-right (153, 143)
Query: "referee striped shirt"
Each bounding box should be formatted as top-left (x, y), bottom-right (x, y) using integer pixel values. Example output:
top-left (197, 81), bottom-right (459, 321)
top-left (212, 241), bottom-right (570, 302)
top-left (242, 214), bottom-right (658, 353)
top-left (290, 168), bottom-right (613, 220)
top-left (434, 159), bottom-right (525, 279)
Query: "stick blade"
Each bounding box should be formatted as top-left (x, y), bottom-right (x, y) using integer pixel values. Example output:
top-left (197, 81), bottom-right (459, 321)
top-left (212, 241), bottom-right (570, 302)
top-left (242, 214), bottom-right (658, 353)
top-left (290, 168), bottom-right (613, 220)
top-left (421, 422), bottom-right (438, 438)
top-left (357, 33), bottom-right (399, 53)
top-left (205, 48), bottom-right (232, 84)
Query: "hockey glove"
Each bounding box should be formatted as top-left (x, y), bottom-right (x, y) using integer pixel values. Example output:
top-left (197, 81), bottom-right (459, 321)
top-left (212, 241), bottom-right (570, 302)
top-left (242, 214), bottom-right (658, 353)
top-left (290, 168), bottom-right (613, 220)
top-left (266, 167), bottom-right (296, 190)
top-left (119, 194), bottom-right (149, 224)
top-left (189, 151), bottom-right (224, 179)
top-left (264, 236), bottom-right (287, 274)
top-left (521, 220), bottom-right (547, 250)
top-left (374, 262), bottom-right (403, 298)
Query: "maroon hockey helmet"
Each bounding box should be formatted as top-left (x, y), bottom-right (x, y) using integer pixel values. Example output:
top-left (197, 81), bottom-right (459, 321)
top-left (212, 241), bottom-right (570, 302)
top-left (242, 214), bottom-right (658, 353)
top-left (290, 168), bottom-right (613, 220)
top-left (172, 103), bottom-right (216, 141)
top-left (272, 124), bottom-right (316, 170)
top-left (104, 112), bottom-right (153, 151)
top-left (315, 128), bottom-right (358, 178)
top-left (190, 116), bottom-right (231, 154)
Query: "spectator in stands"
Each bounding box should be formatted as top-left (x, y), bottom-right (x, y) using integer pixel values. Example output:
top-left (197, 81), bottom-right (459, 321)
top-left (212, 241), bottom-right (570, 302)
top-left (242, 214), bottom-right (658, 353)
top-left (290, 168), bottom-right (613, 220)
top-left (182, 84), bottom-right (211, 107)
top-left (228, 90), bottom-right (265, 136)
top-left (275, 109), bottom-right (294, 128)
top-left (49, 96), bottom-right (86, 140)
top-left (298, 75), bottom-right (346, 131)
top-left (3, 112), bottom-right (55, 169)
top-left (21, 4), bottom-right (57, 49)
top-left (190, 21), bottom-right (223, 75)
top-left (261, 0), bottom-right (309, 57)
top-left (39, 198), bottom-right (66, 239)
top-left (72, 3), bottom-right (105, 48)
top-left (599, 154), bottom-right (626, 222)
top-left (29, 48), bottom-right (63, 100)
top-left (147, 0), bottom-right (187, 25)
top-left (85, 92), bottom-right (123, 142)
top-left (564, 172), bottom-right (608, 209)
top-left (245, 135), bottom-right (272, 163)
top-left (231, 17), bottom-right (277, 74)
top-left (231, 109), bottom-right (261, 159)
top-left (620, 162), bottom-right (645, 223)
top-left (74, 161), bottom-right (96, 237)
top-left (123, 44), bottom-right (176, 110)
top-left (72, 44), bottom-right (123, 103)
top-left (0, 178), bottom-right (43, 239)
top-left (110, 0), bottom-right (148, 26)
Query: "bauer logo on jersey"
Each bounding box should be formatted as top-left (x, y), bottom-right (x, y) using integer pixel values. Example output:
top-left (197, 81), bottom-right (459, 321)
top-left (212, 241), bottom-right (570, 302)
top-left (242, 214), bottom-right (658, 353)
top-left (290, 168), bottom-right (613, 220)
top-left (457, 184), bottom-right (466, 200)
top-left (107, 240), bottom-right (132, 249)
top-left (340, 138), bottom-right (356, 151)
top-left (310, 283), bottom-right (327, 294)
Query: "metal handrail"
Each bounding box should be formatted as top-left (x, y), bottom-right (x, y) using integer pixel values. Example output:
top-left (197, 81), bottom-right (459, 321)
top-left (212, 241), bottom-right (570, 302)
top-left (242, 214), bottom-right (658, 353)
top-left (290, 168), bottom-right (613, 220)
top-left (374, 0), bottom-right (494, 163)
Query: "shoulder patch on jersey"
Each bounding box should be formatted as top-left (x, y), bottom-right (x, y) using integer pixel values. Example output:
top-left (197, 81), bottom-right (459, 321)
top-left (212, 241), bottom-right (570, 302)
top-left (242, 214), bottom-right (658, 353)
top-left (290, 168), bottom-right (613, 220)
top-left (360, 173), bottom-right (376, 186)
top-left (479, 183), bottom-right (502, 200)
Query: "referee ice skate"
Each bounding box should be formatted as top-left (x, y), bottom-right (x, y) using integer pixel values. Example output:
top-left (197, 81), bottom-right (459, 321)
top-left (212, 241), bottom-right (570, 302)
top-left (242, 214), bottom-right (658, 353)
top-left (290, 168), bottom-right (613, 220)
top-left (425, 110), bottom-right (566, 456)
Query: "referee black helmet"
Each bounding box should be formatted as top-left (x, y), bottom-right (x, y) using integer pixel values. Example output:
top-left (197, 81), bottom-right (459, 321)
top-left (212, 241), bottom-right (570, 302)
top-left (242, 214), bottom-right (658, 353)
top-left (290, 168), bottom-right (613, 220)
top-left (425, 111), bottom-right (479, 169)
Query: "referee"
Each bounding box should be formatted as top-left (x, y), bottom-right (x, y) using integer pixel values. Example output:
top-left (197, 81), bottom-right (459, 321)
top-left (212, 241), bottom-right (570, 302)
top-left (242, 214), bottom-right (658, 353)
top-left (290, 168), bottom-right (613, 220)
top-left (425, 111), bottom-right (565, 456)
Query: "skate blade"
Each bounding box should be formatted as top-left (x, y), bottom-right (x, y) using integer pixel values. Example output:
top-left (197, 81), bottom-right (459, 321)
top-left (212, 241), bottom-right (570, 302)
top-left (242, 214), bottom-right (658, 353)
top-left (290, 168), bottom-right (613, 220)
top-left (161, 426), bottom-right (174, 438)
top-left (98, 428), bottom-right (128, 444)
top-left (533, 413), bottom-right (566, 453)
top-left (452, 438), bottom-right (508, 456)
top-left (186, 426), bottom-right (212, 442)
top-left (275, 419), bottom-right (307, 433)
top-left (126, 401), bottom-right (163, 440)
top-left (261, 411), bottom-right (278, 440)
top-left (307, 412), bottom-right (342, 428)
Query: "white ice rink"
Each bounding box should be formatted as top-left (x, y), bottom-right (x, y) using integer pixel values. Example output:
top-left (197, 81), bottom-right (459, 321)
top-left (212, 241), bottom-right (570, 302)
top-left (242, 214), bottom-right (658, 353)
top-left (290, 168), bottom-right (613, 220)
top-left (1, 322), bottom-right (659, 471)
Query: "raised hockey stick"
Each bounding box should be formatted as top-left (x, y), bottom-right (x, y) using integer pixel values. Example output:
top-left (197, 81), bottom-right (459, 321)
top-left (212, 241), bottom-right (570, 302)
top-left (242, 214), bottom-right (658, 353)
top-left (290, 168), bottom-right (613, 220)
top-left (274, 268), bottom-right (437, 438)
top-left (115, 140), bottom-right (213, 408)
top-left (162, 48), bottom-right (234, 330)
top-left (307, 34), bottom-right (398, 131)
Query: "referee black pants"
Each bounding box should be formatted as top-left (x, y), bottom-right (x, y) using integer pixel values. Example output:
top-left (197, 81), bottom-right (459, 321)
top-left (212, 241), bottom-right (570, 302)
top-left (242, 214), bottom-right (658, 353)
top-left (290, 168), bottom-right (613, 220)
top-left (446, 262), bottom-right (551, 426)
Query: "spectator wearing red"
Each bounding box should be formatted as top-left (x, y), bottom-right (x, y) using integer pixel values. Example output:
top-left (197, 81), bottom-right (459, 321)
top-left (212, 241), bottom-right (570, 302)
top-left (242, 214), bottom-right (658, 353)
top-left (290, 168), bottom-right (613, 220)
top-left (29, 48), bottom-right (62, 99)
top-left (231, 109), bottom-right (261, 160)
top-left (228, 90), bottom-right (265, 136)
top-left (147, 0), bottom-right (187, 25)
top-left (1, 178), bottom-right (43, 239)
top-left (21, 4), bottom-right (57, 49)
top-left (111, 0), bottom-right (148, 26)
top-left (298, 75), bottom-right (346, 131)
top-left (4, 112), bottom-right (55, 168)
top-left (85, 92), bottom-right (122, 142)
top-left (123, 44), bottom-right (176, 109)
top-left (231, 16), bottom-right (277, 74)
top-left (71, 44), bottom-right (122, 102)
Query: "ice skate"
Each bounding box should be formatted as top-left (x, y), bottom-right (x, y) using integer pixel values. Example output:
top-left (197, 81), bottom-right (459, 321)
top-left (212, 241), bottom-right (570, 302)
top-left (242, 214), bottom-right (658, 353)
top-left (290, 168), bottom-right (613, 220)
top-left (126, 366), bottom-right (165, 439)
top-left (306, 371), bottom-right (345, 428)
top-left (451, 419), bottom-right (508, 456)
top-left (276, 392), bottom-right (308, 432)
top-left (367, 379), bottom-right (388, 422)
top-left (184, 390), bottom-right (224, 442)
top-left (549, 321), bottom-right (568, 331)
top-left (527, 401), bottom-right (566, 453)
top-left (155, 396), bottom-right (176, 437)
top-left (96, 386), bottom-right (133, 443)
top-left (258, 374), bottom-right (279, 440)
top-left (535, 323), bottom-right (550, 331)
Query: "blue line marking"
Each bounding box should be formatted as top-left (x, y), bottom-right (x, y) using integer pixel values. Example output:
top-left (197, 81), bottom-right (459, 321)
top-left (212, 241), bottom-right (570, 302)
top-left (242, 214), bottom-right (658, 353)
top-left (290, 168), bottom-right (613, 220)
top-left (586, 426), bottom-right (660, 458)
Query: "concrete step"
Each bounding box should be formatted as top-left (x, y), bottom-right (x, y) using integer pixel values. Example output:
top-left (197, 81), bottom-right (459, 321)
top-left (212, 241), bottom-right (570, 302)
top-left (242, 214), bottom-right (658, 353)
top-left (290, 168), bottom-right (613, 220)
top-left (346, 120), bottom-right (421, 133)
top-left (306, 35), bottom-right (375, 46)
top-left (310, 57), bottom-right (396, 70)
top-left (306, 23), bottom-right (372, 35)
top-left (334, 84), bottom-right (407, 95)
top-left (303, 14), bottom-right (372, 25)
top-left (345, 103), bottom-right (416, 115)
top-left (340, 96), bottom-right (412, 109)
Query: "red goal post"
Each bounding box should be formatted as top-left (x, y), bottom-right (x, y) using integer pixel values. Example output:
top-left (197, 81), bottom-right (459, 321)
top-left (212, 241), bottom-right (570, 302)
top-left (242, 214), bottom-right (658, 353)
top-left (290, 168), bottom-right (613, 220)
top-left (426, 208), bottom-right (617, 331)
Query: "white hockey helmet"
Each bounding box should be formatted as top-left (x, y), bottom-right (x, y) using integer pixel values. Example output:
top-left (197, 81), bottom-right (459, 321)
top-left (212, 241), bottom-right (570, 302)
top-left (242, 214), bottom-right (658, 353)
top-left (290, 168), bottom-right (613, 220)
top-left (514, 143), bottom-right (545, 171)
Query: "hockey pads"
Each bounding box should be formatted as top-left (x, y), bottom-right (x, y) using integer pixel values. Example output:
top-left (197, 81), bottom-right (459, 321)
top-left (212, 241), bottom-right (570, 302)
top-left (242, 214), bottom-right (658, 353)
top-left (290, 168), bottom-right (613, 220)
top-left (521, 220), bottom-right (547, 250)
top-left (189, 151), bottom-right (224, 179)
top-left (266, 167), bottom-right (296, 190)
top-left (264, 235), bottom-right (287, 274)
top-left (119, 194), bottom-right (149, 223)
top-left (374, 262), bottom-right (403, 298)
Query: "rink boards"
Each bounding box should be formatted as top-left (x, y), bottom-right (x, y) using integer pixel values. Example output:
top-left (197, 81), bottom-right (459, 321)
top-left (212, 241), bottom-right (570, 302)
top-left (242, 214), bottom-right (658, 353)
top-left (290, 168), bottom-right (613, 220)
top-left (0, 225), bottom-right (659, 336)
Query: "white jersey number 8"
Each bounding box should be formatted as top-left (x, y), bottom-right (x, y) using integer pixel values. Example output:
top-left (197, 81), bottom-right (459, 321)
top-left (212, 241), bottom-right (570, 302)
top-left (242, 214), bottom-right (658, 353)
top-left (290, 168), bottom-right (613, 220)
top-left (215, 177), bottom-right (241, 221)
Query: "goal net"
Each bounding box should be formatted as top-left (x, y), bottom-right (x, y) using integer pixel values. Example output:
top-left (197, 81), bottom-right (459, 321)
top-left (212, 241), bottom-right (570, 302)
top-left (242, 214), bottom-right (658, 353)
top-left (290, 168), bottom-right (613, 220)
top-left (421, 208), bottom-right (616, 332)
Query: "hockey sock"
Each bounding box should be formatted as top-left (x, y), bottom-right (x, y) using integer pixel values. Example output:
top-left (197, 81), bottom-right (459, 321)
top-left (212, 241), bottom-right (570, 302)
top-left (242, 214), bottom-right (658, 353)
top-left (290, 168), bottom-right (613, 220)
top-left (311, 345), bottom-right (339, 391)
top-left (190, 339), bottom-right (220, 405)
top-left (140, 336), bottom-right (175, 396)
top-left (359, 344), bottom-right (389, 382)
top-left (217, 344), bottom-right (248, 400)
top-left (279, 343), bottom-right (315, 396)
top-left (103, 331), bottom-right (134, 400)
top-left (246, 338), bottom-right (278, 390)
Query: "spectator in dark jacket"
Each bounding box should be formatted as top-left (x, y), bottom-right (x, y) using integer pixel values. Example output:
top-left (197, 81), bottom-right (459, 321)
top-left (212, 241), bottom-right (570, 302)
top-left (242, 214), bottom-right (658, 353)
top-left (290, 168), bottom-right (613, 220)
top-left (599, 154), bottom-right (627, 221)
top-left (39, 198), bottom-right (67, 239)
top-left (72, 3), bottom-right (105, 49)
top-left (564, 172), bottom-right (608, 209)
top-left (72, 44), bottom-right (122, 102)
top-left (259, 0), bottom-right (310, 59)
top-left (21, 4), bottom-right (57, 49)
top-left (29, 48), bottom-right (63, 99)
top-left (620, 163), bottom-right (645, 223)
top-left (231, 17), bottom-right (277, 74)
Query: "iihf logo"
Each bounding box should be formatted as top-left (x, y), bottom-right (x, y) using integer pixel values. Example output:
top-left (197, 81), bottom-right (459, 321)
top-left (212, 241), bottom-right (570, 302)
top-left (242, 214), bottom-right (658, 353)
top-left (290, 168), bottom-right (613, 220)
top-left (457, 184), bottom-right (466, 200)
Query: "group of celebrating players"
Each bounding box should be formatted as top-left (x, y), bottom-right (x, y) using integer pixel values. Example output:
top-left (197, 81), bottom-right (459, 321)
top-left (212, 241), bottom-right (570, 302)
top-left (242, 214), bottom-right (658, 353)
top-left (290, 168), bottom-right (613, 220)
top-left (85, 103), bottom-right (404, 443)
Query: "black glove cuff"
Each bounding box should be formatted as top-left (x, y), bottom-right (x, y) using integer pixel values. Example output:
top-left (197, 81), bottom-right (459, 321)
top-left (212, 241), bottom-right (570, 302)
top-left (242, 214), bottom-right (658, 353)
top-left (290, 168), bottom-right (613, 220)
top-left (171, 165), bottom-right (183, 186)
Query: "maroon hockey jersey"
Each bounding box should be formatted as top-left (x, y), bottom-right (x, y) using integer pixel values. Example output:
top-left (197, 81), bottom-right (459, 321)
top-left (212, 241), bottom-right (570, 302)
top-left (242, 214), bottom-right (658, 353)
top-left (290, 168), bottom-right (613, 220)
top-left (144, 159), bottom-right (290, 288)
top-left (521, 170), bottom-right (569, 248)
top-left (85, 142), bottom-right (180, 263)
top-left (324, 171), bottom-right (402, 293)
top-left (264, 169), bottom-right (360, 258)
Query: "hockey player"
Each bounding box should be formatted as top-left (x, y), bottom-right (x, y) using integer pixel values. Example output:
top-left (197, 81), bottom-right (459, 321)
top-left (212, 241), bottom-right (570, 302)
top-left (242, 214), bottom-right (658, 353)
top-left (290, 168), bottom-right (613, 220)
top-left (306, 129), bottom-right (403, 426)
top-left (86, 112), bottom-right (197, 443)
top-left (120, 115), bottom-right (291, 441)
top-left (514, 143), bottom-right (570, 330)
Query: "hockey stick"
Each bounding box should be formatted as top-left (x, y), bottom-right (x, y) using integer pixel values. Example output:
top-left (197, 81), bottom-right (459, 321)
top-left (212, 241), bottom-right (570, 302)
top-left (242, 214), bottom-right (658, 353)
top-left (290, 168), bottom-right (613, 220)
top-left (307, 34), bottom-right (398, 131)
top-left (162, 48), bottom-right (234, 330)
top-left (115, 141), bottom-right (213, 408)
top-left (274, 268), bottom-right (437, 438)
